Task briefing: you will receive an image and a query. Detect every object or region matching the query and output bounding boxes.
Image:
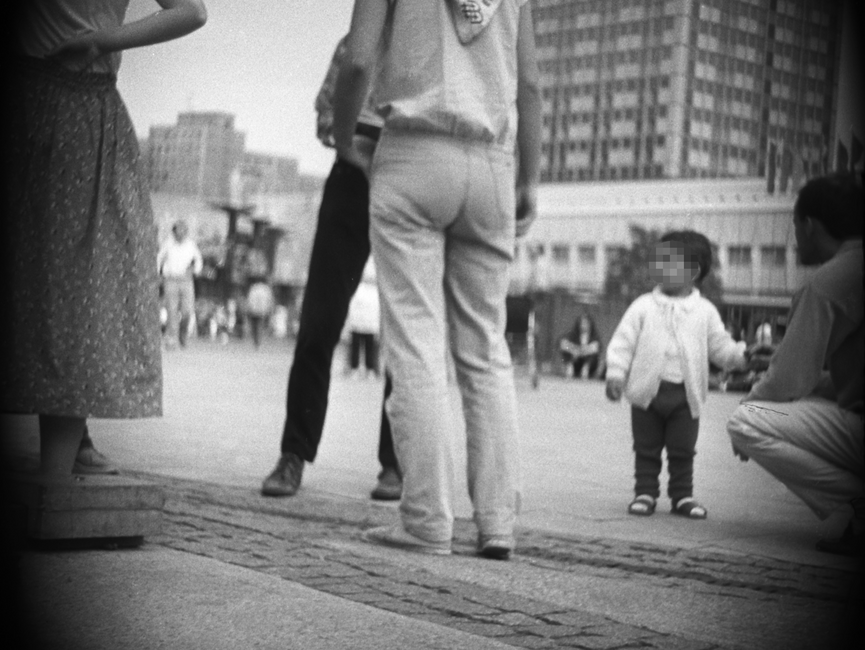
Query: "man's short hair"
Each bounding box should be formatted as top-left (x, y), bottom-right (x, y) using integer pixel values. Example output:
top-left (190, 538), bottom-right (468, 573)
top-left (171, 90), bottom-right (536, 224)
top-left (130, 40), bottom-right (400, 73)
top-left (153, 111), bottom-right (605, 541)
top-left (659, 230), bottom-right (713, 282)
top-left (795, 173), bottom-right (864, 240)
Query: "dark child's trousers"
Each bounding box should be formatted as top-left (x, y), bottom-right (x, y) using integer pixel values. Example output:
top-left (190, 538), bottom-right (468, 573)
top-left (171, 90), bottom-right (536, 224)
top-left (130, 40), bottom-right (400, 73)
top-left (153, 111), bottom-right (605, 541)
top-left (279, 159), bottom-right (397, 471)
top-left (631, 381), bottom-right (699, 502)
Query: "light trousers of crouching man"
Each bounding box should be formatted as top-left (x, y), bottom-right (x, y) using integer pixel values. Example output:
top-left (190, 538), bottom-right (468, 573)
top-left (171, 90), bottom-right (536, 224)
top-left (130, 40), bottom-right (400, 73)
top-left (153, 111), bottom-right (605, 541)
top-left (727, 397), bottom-right (864, 519)
top-left (369, 132), bottom-right (522, 544)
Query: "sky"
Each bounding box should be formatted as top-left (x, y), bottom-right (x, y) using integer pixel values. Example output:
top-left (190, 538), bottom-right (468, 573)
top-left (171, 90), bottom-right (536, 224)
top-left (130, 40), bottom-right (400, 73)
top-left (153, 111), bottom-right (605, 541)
top-left (118, 0), bottom-right (355, 177)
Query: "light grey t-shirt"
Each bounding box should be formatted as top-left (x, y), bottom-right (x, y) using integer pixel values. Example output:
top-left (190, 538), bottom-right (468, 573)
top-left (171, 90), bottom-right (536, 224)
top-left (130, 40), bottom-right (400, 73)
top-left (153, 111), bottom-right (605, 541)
top-left (376, 0), bottom-right (529, 151)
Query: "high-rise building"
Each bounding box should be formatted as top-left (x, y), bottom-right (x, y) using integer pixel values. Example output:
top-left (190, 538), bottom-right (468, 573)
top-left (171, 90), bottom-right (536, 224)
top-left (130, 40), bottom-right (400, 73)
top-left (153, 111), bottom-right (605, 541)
top-left (145, 112), bottom-right (246, 199)
top-left (533, 0), bottom-right (842, 183)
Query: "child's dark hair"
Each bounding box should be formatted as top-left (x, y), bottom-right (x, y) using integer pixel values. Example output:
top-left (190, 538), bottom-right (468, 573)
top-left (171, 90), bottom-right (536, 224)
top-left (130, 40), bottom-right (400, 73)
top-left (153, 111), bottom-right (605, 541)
top-left (659, 230), bottom-right (713, 283)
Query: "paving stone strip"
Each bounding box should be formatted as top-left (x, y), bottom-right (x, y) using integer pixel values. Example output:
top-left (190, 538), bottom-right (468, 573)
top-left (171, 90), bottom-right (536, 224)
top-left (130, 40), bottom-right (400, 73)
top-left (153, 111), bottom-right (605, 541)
top-left (135, 472), bottom-right (855, 650)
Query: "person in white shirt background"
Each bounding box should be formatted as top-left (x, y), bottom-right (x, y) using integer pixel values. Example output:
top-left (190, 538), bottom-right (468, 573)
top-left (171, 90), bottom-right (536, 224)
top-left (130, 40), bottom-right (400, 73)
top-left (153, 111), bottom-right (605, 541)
top-left (245, 277), bottom-right (275, 349)
top-left (346, 260), bottom-right (380, 379)
top-left (157, 220), bottom-right (203, 349)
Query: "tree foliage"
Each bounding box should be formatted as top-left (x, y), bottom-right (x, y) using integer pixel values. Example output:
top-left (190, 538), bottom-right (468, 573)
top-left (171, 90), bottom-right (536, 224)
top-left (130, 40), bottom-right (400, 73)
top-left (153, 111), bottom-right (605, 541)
top-left (603, 225), bottom-right (724, 307)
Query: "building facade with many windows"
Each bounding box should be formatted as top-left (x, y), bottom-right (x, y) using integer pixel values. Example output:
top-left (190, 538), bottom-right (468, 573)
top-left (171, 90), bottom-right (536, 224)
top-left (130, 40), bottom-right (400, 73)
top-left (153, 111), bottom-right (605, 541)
top-left (534, 0), bottom-right (842, 183)
top-left (513, 177), bottom-right (808, 302)
top-left (145, 112), bottom-right (246, 200)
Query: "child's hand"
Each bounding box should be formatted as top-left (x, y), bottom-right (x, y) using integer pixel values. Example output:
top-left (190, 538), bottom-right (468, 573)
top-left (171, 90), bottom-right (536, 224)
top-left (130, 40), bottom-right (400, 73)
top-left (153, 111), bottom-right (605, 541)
top-left (745, 343), bottom-right (774, 360)
top-left (605, 378), bottom-right (624, 402)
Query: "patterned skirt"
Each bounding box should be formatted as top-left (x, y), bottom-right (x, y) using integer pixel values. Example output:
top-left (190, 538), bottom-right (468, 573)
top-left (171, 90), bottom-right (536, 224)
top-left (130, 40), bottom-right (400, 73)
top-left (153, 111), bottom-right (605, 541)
top-left (0, 57), bottom-right (162, 419)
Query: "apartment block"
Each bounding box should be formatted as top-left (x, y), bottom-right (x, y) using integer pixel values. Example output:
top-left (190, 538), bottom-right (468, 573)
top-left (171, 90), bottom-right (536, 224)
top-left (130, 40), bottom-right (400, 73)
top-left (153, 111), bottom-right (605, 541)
top-left (534, 0), bottom-right (842, 182)
top-left (145, 112), bottom-right (246, 200)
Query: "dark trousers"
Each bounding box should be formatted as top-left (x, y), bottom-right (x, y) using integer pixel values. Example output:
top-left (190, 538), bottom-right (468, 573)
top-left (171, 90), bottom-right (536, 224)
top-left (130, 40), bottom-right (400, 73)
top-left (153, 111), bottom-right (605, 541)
top-left (280, 159), bottom-right (397, 471)
top-left (631, 381), bottom-right (699, 502)
top-left (570, 354), bottom-right (599, 378)
top-left (350, 332), bottom-right (378, 372)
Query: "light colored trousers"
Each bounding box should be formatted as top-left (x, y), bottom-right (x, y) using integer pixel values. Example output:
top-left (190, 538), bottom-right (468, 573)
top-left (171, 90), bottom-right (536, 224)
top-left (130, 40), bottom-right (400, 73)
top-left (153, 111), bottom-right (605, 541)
top-left (727, 397), bottom-right (864, 519)
top-left (369, 132), bottom-right (521, 543)
top-left (163, 276), bottom-right (195, 344)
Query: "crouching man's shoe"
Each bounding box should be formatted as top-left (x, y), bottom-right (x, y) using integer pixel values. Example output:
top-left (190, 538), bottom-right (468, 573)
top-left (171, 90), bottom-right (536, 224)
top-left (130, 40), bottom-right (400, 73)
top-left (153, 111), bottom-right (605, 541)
top-left (261, 453), bottom-right (304, 497)
top-left (816, 522), bottom-right (864, 557)
top-left (477, 534), bottom-right (515, 561)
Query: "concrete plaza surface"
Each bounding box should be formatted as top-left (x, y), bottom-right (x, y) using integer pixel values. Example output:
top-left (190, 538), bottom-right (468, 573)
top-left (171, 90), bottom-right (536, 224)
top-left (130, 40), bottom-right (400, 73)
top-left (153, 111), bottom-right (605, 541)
top-left (4, 337), bottom-right (863, 649)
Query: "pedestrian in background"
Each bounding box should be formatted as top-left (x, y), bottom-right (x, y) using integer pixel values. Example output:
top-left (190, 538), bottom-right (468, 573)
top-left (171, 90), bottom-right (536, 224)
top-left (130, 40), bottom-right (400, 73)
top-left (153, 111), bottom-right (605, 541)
top-left (560, 313), bottom-right (602, 379)
top-left (246, 277), bottom-right (274, 349)
top-left (346, 260), bottom-right (380, 378)
top-left (605, 230), bottom-right (748, 520)
top-left (333, 0), bottom-right (542, 559)
top-left (727, 174), bottom-right (864, 556)
top-left (158, 219), bottom-right (203, 349)
top-left (261, 34), bottom-right (402, 503)
top-left (0, 0), bottom-right (207, 476)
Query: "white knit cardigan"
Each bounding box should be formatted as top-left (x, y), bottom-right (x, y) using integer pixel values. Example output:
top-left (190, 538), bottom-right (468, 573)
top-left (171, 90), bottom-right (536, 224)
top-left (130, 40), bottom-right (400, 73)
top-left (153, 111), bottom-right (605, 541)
top-left (605, 287), bottom-right (747, 418)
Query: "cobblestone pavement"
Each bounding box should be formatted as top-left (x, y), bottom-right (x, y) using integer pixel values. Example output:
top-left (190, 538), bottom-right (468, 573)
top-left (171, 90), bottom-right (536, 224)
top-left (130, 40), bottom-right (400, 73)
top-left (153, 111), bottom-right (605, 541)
top-left (137, 471), bottom-right (862, 650)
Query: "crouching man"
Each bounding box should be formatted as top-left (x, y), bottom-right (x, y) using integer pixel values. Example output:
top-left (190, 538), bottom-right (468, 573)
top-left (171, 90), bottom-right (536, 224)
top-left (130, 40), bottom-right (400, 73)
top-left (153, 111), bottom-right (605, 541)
top-left (727, 174), bottom-right (863, 556)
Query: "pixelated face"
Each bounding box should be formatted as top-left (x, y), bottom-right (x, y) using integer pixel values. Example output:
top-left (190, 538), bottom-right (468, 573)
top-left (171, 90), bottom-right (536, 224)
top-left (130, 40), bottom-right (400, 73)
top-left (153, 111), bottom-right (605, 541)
top-left (649, 241), bottom-right (695, 292)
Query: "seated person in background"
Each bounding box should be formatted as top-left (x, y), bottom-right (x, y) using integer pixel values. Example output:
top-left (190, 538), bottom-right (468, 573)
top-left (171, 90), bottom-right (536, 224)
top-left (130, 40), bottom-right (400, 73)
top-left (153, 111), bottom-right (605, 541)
top-left (560, 313), bottom-right (601, 378)
top-left (727, 174), bottom-right (863, 557)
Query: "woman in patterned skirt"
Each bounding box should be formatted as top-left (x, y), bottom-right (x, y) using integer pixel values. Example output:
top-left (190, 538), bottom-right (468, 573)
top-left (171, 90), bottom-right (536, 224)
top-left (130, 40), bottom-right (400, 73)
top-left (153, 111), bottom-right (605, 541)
top-left (0, 1), bottom-right (207, 475)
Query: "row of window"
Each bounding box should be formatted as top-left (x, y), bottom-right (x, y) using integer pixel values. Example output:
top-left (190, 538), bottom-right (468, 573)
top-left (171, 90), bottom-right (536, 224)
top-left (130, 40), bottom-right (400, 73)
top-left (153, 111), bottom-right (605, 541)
top-left (543, 125), bottom-right (821, 165)
top-left (729, 245), bottom-right (788, 267)
top-left (535, 16), bottom-right (675, 44)
top-left (686, 139), bottom-right (759, 162)
top-left (520, 242), bottom-right (789, 270)
top-left (538, 46), bottom-right (673, 71)
top-left (533, 1), bottom-right (666, 22)
top-left (694, 49), bottom-right (762, 76)
top-left (542, 135), bottom-right (667, 151)
top-left (543, 107), bottom-right (669, 126)
top-left (699, 0), bottom-right (764, 23)
top-left (692, 68), bottom-right (828, 97)
top-left (541, 76), bottom-right (671, 99)
top-left (541, 165), bottom-right (667, 182)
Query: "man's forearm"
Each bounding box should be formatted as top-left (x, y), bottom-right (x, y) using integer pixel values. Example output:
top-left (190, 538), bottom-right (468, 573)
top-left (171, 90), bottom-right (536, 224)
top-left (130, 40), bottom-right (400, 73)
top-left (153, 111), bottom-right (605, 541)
top-left (332, 63), bottom-right (369, 155)
top-left (516, 77), bottom-right (541, 189)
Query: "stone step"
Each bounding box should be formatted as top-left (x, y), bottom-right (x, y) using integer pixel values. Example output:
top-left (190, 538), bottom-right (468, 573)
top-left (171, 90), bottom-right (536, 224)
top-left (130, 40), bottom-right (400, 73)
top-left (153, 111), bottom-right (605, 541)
top-left (2, 473), bottom-right (164, 541)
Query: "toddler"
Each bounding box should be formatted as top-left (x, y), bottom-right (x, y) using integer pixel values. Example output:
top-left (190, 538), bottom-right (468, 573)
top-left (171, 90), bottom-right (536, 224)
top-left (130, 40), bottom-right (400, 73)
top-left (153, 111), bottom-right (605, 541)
top-left (605, 230), bottom-right (747, 519)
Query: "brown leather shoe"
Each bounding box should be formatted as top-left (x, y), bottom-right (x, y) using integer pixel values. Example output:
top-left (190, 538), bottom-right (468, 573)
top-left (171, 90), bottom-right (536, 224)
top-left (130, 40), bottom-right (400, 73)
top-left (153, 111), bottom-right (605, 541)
top-left (261, 453), bottom-right (304, 497)
top-left (370, 467), bottom-right (402, 501)
top-left (816, 522), bottom-right (865, 557)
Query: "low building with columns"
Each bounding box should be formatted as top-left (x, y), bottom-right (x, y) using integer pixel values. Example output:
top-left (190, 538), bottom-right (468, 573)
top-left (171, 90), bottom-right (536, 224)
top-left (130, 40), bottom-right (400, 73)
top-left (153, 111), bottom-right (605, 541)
top-left (510, 177), bottom-right (811, 362)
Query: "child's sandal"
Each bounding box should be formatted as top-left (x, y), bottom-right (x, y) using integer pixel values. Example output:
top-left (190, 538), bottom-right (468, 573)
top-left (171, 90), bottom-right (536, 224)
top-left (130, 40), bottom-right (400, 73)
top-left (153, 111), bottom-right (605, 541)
top-left (627, 494), bottom-right (656, 516)
top-left (671, 497), bottom-right (707, 519)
